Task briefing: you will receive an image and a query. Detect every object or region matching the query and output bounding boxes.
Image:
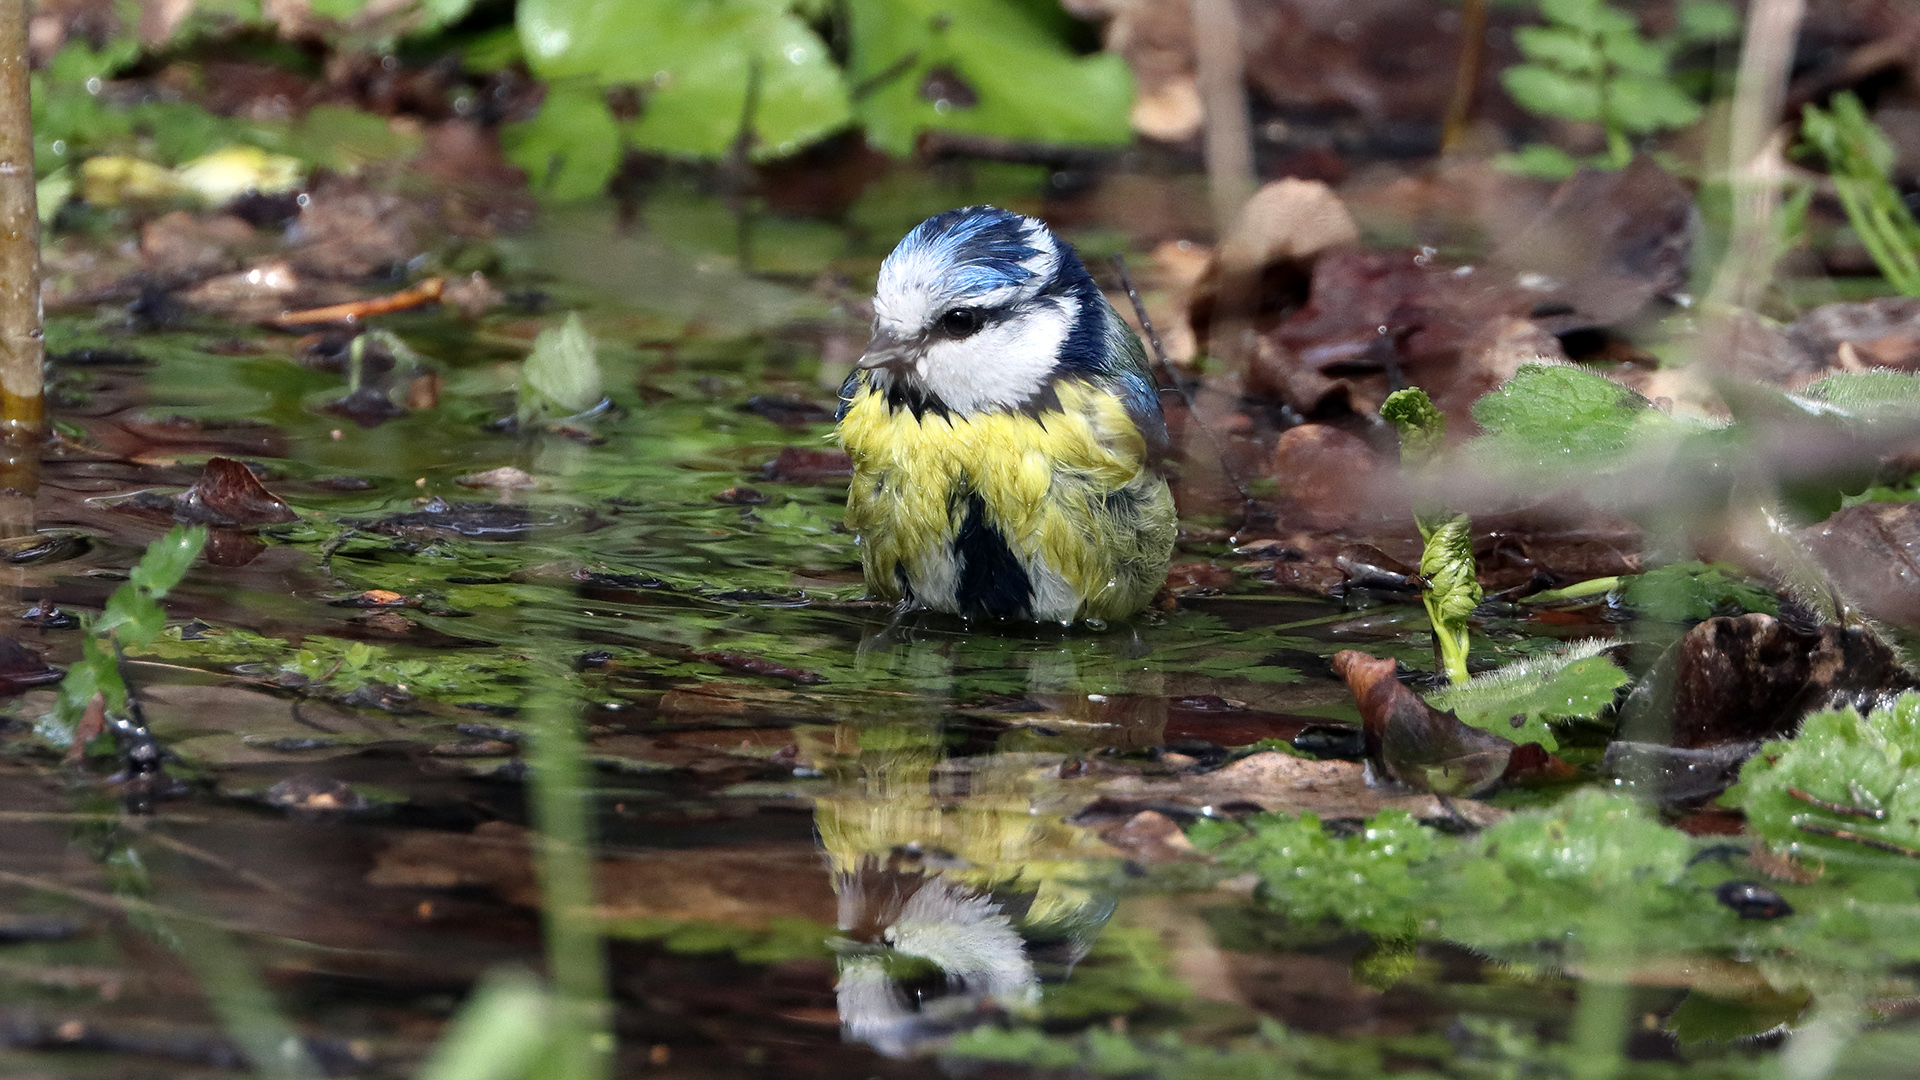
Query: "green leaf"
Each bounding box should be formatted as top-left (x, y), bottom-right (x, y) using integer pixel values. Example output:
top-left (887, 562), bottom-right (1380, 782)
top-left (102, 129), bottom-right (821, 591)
top-left (518, 0), bottom-right (850, 161)
top-left (127, 525), bottom-right (209, 598)
top-left (1192, 809), bottom-right (1441, 937)
top-left (1468, 362), bottom-right (1685, 478)
top-left (1501, 63), bottom-right (1603, 123)
top-left (1597, 27), bottom-right (1671, 77)
top-left (520, 312), bottom-right (605, 421)
top-left (1494, 142), bottom-right (1582, 179)
top-left (1800, 370), bottom-right (1920, 417)
top-left (1725, 693), bottom-right (1920, 861)
top-left (1620, 561), bottom-right (1780, 622)
top-left (848, 0), bottom-right (1132, 156)
top-left (414, 969), bottom-right (553, 1080)
top-left (95, 588), bottom-right (165, 646)
top-left (1424, 641), bottom-right (1627, 751)
top-left (1539, 0), bottom-right (1636, 35)
top-left (1513, 26), bottom-right (1602, 74)
top-left (1676, 0), bottom-right (1741, 42)
top-left (502, 81), bottom-right (622, 200)
top-left (1609, 74), bottom-right (1702, 133)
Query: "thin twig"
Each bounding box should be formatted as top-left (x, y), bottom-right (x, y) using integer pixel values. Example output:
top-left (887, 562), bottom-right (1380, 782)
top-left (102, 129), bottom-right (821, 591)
top-left (1440, 0), bottom-right (1488, 153)
top-left (1797, 820), bottom-right (1920, 858)
top-left (1109, 254), bottom-right (1255, 510)
top-left (1787, 785), bottom-right (1885, 819)
top-left (273, 277), bottom-right (446, 328)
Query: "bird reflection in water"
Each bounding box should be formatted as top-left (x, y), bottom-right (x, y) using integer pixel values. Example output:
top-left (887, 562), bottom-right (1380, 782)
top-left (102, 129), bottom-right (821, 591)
top-left (814, 716), bottom-right (1122, 1058)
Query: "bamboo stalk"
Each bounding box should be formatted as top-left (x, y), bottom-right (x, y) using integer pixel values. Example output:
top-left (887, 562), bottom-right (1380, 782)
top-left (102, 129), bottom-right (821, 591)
top-left (0, 0), bottom-right (39, 439)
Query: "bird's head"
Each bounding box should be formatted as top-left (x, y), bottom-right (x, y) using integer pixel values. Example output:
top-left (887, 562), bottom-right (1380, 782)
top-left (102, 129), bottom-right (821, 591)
top-left (860, 206), bottom-right (1108, 415)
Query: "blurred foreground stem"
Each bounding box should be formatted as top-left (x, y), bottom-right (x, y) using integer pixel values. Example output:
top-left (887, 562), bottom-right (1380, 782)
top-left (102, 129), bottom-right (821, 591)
top-left (1706, 0), bottom-right (1806, 310)
top-left (529, 675), bottom-right (612, 1079)
top-left (0, 0), bottom-right (39, 438)
top-left (1191, 0), bottom-right (1254, 233)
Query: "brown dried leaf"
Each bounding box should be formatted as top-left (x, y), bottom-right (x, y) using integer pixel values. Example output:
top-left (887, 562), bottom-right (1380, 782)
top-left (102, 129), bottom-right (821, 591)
top-left (761, 447), bottom-right (853, 483)
top-left (1094, 750), bottom-right (1505, 826)
top-left (1332, 649), bottom-right (1516, 797)
top-left (172, 456), bottom-right (298, 527)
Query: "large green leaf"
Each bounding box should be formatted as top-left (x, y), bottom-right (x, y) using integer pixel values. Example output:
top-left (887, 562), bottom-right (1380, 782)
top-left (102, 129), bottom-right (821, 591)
top-left (848, 0), bottom-right (1131, 156)
top-left (517, 0), bottom-right (849, 160)
top-left (1467, 363), bottom-right (1688, 478)
top-left (502, 80), bottom-right (622, 200)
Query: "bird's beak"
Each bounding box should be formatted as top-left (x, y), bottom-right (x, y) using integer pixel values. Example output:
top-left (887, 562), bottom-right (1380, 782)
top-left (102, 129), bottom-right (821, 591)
top-left (857, 330), bottom-right (919, 371)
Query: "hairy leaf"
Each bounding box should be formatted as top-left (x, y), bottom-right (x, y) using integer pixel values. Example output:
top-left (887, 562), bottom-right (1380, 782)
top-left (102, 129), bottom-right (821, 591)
top-left (1726, 693), bottom-right (1920, 861)
top-left (1425, 641), bottom-right (1627, 751)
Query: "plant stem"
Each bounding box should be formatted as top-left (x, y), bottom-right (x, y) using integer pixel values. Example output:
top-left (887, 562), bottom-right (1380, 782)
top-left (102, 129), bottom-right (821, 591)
top-left (1440, 0), bottom-right (1488, 153)
top-left (1191, 0), bottom-right (1254, 234)
top-left (528, 673), bottom-right (612, 1080)
top-left (1706, 0), bottom-right (1807, 310)
top-left (0, 0), bottom-right (41, 438)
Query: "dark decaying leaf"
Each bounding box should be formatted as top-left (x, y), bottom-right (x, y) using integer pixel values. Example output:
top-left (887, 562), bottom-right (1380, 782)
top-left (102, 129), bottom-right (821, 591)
top-left (265, 774), bottom-right (370, 813)
top-left (685, 650), bottom-right (829, 685)
top-left (171, 457), bottom-right (299, 527)
top-left (1487, 156), bottom-right (1695, 334)
top-left (1800, 502), bottom-right (1920, 629)
top-left (1615, 613), bottom-right (1918, 751)
top-left (322, 384), bottom-right (407, 428)
top-left (1331, 649), bottom-right (1519, 797)
top-left (359, 498), bottom-right (596, 541)
top-left (761, 447), bottom-right (853, 483)
top-left (0, 637), bottom-right (63, 695)
top-left (1789, 297), bottom-right (1920, 372)
top-left (1246, 248), bottom-right (1561, 424)
top-left (1268, 423), bottom-right (1406, 531)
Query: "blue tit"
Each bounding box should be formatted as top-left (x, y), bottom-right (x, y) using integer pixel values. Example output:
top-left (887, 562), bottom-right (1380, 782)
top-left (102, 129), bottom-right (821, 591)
top-left (834, 205), bottom-right (1176, 624)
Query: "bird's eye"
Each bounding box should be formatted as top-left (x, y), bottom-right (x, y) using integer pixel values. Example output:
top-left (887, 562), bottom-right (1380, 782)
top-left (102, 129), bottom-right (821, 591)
top-left (939, 307), bottom-right (984, 338)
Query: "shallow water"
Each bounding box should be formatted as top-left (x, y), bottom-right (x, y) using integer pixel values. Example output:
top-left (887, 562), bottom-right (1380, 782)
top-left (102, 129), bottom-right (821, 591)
top-left (3, 173), bottom-right (1919, 1080)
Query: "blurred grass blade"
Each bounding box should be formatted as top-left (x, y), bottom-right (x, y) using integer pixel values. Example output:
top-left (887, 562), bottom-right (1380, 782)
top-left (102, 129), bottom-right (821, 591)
top-left (528, 668), bottom-right (613, 1080)
top-left (1800, 92), bottom-right (1920, 297)
top-left (416, 969), bottom-right (553, 1080)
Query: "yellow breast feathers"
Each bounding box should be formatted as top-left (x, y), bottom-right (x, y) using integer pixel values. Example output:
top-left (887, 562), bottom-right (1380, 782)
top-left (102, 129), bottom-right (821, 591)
top-left (836, 378), bottom-right (1175, 622)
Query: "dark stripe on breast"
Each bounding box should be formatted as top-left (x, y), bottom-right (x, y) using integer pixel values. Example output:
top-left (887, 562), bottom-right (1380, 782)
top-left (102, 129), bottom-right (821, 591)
top-left (953, 494), bottom-right (1032, 619)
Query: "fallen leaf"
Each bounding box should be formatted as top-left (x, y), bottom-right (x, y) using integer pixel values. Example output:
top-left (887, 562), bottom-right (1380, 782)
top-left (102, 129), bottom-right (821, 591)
top-left (171, 457), bottom-right (299, 527)
top-left (1332, 650), bottom-right (1518, 796)
top-left (1615, 613), bottom-right (1916, 750)
top-left (455, 466), bottom-right (539, 490)
top-left (1094, 750), bottom-right (1505, 826)
top-left (761, 447), bottom-right (853, 483)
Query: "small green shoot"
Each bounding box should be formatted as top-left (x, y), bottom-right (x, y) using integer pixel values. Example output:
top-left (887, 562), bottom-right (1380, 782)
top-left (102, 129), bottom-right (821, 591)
top-left (1382, 387), bottom-right (1481, 684)
top-left (1498, 0), bottom-right (1736, 179)
top-left (525, 669), bottom-right (613, 1080)
top-left (1799, 92), bottom-right (1920, 297)
top-left (414, 969), bottom-right (554, 1080)
top-left (51, 525), bottom-right (208, 741)
top-left (519, 312), bottom-right (606, 424)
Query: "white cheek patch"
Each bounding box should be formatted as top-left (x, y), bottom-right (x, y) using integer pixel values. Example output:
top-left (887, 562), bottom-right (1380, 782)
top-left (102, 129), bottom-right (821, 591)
top-left (914, 300), bottom-right (1070, 413)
